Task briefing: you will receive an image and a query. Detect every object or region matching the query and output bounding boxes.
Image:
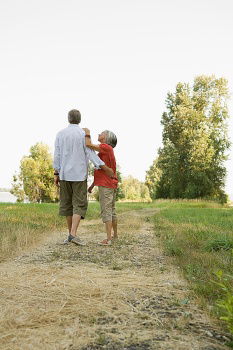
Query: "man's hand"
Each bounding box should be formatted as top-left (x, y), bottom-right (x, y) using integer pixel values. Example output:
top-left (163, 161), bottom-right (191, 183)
top-left (54, 175), bottom-right (60, 187)
top-left (101, 165), bottom-right (114, 178)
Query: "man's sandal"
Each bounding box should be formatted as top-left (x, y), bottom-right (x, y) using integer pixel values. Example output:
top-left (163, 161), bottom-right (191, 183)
top-left (98, 239), bottom-right (112, 246)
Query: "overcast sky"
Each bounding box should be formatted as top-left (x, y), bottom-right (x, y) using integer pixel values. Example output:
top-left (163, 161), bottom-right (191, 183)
top-left (1, 0), bottom-right (233, 196)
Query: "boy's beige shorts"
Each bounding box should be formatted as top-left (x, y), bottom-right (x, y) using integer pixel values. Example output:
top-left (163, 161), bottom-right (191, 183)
top-left (98, 186), bottom-right (117, 223)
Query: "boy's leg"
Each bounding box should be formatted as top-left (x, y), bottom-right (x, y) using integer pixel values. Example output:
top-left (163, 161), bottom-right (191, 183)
top-left (112, 189), bottom-right (118, 239)
top-left (105, 221), bottom-right (113, 241)
top-left (99, 186), bottom-right (114, 242)
top-left (112, 219), bottom-right (118, 239)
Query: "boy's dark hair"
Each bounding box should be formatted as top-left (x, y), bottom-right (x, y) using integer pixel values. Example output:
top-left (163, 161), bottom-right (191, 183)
top-left (104, 130), bottom-right (117, 148)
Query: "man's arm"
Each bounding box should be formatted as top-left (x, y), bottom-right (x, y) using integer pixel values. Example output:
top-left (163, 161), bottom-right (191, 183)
top-left (53, 135), bottom-right (60, 186)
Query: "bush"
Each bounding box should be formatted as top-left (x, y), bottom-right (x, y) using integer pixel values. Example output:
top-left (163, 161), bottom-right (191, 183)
top-left (214, 270), bottom-right (233, 335)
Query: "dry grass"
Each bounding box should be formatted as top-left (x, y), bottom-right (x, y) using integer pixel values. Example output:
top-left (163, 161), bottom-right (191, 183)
top-left (1, 264), bottom-right (174, 349)
top-left (0, 208), bottom-right (231, 350)
top-left (0, 202), bottom-right (158, 261)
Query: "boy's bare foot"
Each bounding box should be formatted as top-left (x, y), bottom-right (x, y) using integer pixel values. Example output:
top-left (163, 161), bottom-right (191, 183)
top-left (98, 239), bottom-right (112, 246)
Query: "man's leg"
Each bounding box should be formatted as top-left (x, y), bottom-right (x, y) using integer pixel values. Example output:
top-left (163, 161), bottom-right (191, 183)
top-left (70, 181), bottom-right (88, 246)
top-left (66, 216), bottom-right (72, 234)
top-left (59, 181), bottom-right (73, 243)
top-left (63, 215), bottom-right (76, 243)
top-left (70, 214), bottom-right (82, 237)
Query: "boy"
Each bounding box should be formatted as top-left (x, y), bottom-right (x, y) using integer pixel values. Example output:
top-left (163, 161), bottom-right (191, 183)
top-left (83, 128), bottom-right (118, 246)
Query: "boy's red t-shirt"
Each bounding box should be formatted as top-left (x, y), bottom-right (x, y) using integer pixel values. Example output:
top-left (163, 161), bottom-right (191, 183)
top-left (94, 143), bottom-right (118, 189)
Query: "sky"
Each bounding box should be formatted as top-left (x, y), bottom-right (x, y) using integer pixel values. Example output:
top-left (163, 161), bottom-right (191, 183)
top-left (1, 0), bottom-right (233, 196)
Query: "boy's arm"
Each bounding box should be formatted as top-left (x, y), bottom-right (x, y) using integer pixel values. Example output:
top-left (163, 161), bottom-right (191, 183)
top-left (83, 128), bottom-right (100, 152)
top-left (88, 182), bottom-right (95, 193)
top-left (83, 128), bottom-right (114, 177)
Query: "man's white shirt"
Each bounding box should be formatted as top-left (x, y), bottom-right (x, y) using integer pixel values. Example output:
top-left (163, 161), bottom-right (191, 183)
top-left (53, 124), bottom-right (104, 181)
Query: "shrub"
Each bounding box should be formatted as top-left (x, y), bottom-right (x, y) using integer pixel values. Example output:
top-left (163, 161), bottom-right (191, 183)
top-left (214, 270), bottom-right (233, 335)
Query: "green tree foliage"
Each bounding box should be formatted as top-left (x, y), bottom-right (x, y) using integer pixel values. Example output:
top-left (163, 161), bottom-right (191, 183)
top-left (122, 176), bottom-right (151, 202)
top-left (115, 168), bottom-right (124, 201)
top-left (11, 174), bottom-right (26, 202)
top-left (145, 158), bottom-right (161, 199)
top-left (11, 143), bottom-right (58, 203)
top-left (147, 75), bottom-right (230, 201)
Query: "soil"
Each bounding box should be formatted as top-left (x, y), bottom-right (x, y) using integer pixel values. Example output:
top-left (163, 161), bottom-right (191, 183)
top-left (0, 208), bottom-right (231, 350)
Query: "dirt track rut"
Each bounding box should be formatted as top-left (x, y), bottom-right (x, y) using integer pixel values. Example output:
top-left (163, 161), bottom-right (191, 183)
top-left (0, 209), bottom-right (231, 350)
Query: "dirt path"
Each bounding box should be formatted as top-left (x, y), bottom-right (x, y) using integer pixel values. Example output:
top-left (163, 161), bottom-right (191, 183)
top-left (0, 209), bottom-right (231, 350)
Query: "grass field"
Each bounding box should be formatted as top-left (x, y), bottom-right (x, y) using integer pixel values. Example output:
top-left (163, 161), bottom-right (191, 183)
top-left (1, 199), bottom-right (233, 341)
top-left (153, 200), bottom-right (233, 306)
top-left (1, 199), bottom-right (232, 302)
top-left (0, 201), bottom-right (157, 260)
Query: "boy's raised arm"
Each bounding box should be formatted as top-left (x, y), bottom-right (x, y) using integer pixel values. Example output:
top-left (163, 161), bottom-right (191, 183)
top-left (83, 128), bottom-right (114, 177)
top-left (83, 128), bottom-right (100, 152)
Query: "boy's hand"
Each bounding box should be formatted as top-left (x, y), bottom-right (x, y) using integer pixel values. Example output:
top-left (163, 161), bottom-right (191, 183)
top-left (88, 184), bottom-right (94, 193)
top-left (102, 165), bottom-right (114, 177)
top-left (83, 128), bottom-right (90, 135)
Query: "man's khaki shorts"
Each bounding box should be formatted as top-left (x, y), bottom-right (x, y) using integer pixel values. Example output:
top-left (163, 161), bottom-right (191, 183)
top-left (98, 186), bottom-right (117, 223)
top-left (59, 180), bottom-right (87, 218)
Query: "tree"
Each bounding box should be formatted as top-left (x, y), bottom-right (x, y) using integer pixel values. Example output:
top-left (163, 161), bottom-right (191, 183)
top-left (122, 176), bottom-right (151, 202)
top-left (147, 75), bottom-right (230, 201)
top-left (11, 143), bottom-right (58, 202)
top-left (145, 158), bottom-right (161, 199)
top-left (115, 168), bottom-right (124, 201)
top-left (11, 173), bottom-right (26, 202)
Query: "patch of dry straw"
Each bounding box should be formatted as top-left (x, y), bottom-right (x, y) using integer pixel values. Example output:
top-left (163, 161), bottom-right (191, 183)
top-left (1, 208), bottom-right (226, 350)
top-left (0, 260), bottom-right (164, 350)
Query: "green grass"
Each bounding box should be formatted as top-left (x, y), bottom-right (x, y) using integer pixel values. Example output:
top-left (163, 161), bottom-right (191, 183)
top-left (153, 200), bottom-right (233, 303)
top-left (2, 199), bottom-right (232, 302)
top-left (1, 199), bottom-right (233, 334)
top-left (0, 203), bottom-right (64, 260)
top-left (0, 201), bottom-right (157, 260)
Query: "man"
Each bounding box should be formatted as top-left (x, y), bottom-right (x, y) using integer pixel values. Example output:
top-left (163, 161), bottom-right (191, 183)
top-left (53, 109), bottom-right (114, 246)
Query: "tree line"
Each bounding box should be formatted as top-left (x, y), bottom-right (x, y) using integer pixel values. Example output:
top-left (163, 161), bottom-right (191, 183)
top-left (11, 75), bottom-right (230, 203)
top-left (11, 144), bottom-right (151, 203)
top-left (146, 75), bottom-right (230, 203)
